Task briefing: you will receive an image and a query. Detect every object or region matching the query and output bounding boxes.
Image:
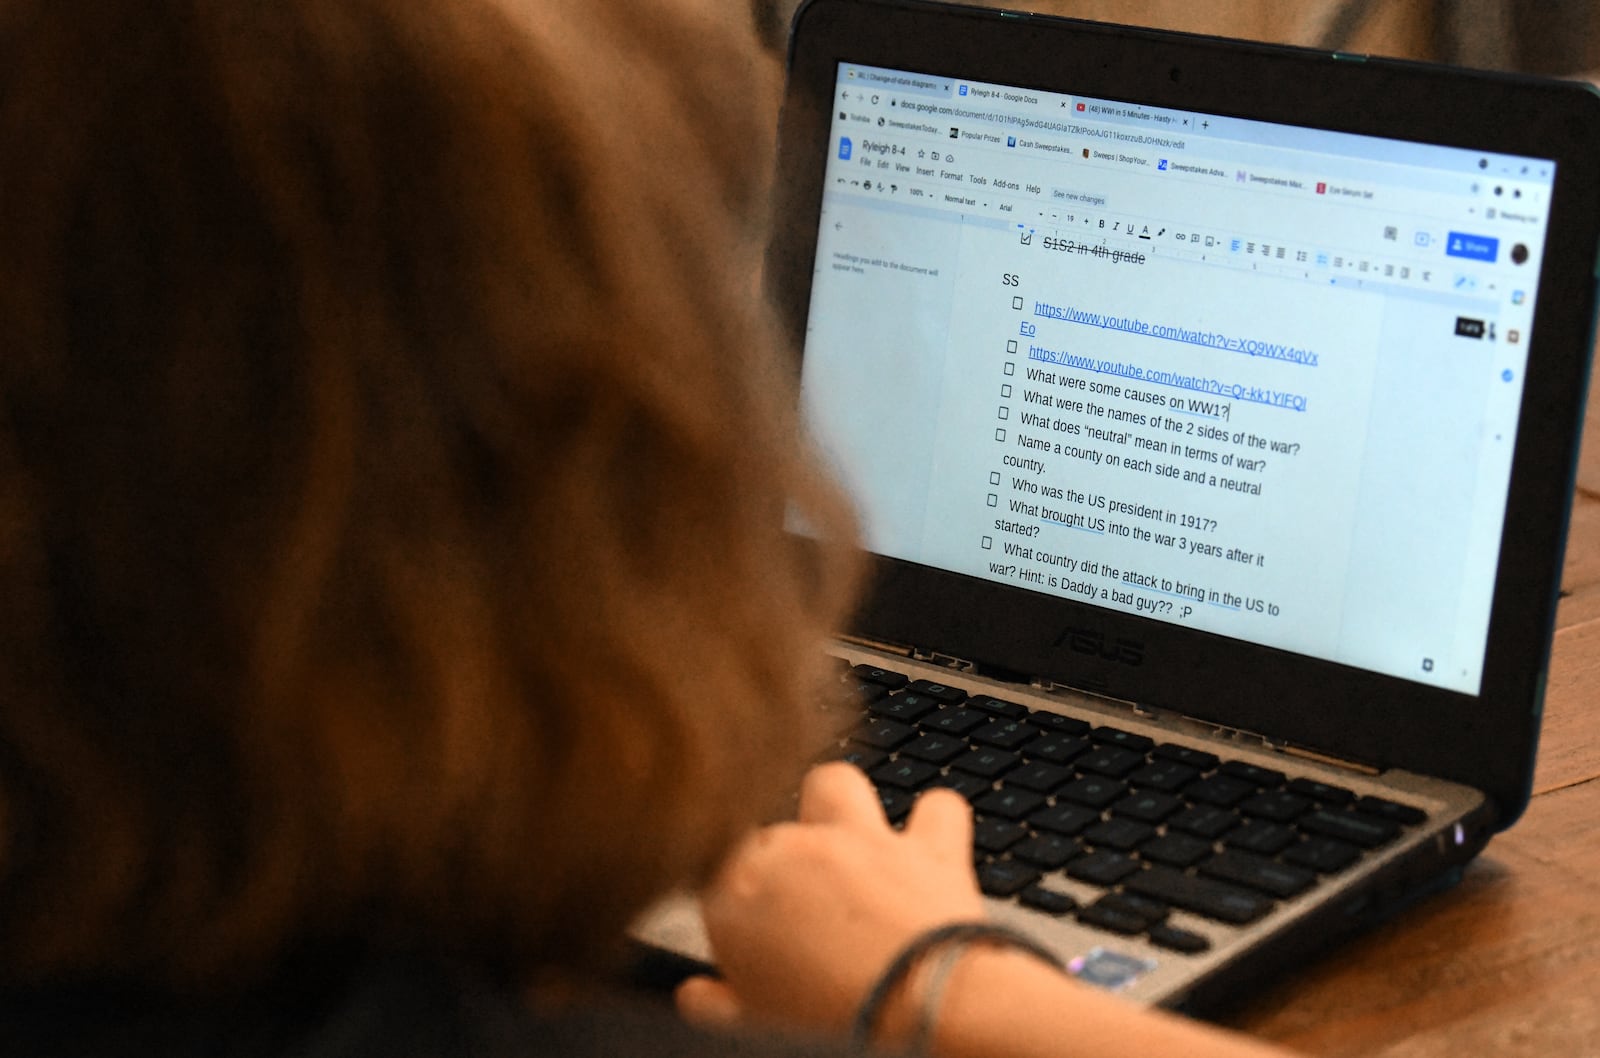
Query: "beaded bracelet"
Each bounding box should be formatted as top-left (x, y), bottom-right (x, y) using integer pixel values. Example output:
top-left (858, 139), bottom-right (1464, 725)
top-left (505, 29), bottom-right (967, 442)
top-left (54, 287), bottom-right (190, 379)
top-left (850, 922), bottom-right (1068, 1052)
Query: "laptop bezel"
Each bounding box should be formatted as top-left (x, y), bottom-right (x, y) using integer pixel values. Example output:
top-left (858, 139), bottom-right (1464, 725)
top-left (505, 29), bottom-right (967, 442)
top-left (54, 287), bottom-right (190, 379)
top-left (772, 0), bottom-right (1600, 825)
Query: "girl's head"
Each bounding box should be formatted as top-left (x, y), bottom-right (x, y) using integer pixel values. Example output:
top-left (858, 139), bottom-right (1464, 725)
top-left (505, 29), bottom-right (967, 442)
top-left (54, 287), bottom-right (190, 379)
top-left (0, 0), bottom-right (855, 988)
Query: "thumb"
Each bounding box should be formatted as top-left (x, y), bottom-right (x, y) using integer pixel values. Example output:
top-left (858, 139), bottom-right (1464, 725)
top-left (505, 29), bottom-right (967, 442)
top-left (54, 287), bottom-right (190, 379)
top-left (675, 975), bottom-right (746, 1027)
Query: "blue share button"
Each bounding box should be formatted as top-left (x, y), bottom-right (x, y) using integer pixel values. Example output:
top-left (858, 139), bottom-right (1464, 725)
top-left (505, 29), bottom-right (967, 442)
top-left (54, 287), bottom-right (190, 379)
top-left (1446, 231), bottom-right (1499, 262)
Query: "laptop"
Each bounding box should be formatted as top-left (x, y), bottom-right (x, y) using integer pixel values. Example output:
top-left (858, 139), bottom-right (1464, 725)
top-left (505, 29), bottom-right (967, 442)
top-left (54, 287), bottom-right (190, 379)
top-left (636, 0), bottom-right (1600, 1012)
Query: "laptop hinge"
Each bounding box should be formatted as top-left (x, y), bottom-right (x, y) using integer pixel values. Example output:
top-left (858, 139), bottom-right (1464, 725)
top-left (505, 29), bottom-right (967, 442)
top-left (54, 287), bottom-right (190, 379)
top-left (911, 648), bottom-right (978, 673)
top-left (1040, 683), bottom-right (1382, 776)
top-left (1031, 678), bottom-right (1142, 712)
top-left (1183, 716), bottom-right (1381, 777)
top-left (838, 636), bottom-right (982, 674)
top-left (1273, 742), bottom-right (1381, 776)
top-left (836, 633), bottom-right (915, 658)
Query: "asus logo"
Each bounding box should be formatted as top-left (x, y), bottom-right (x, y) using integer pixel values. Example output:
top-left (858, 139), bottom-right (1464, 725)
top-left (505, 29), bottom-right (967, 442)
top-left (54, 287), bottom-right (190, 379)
top-left (1052, 626), bottom-right (1145, 667)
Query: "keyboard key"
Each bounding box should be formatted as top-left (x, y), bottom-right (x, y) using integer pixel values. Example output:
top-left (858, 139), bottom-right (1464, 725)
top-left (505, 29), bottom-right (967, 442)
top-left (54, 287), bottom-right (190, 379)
top-left (850, 664), bottom-right (909, 689)
top-left (1138, 831), bottom-right (1213, 868)
top-left (970, 719), bottom-right (1040, 751)
top-left (919, 707), bottom-right (987, 737)
top-left (928, 771), bottom-right (992, 801)
top-left (1286, 778), bottom-right (1356, 806)
top-left (1077, 902), bottom-right (1146, 935)
top-left (1019, 884), bottom-right (1077, 916)
top-left (968, 694), bottom-right (1027, 718)
top-left (1027, 802), bottom-right (1098, 836)
top-left (1077, 746), bottom-right (1144, 779)
top-left (1167, 804), bottom-right (1240, 840)
top-left (1111, 791), bottom-right (1182, 824)
top-left (1056, 776), bottom-right (1128, 810)
top-left (1184, 773), bottom-right (1255, 807)
top-left (854, 718), bottom-right (915, 750)
top-left (908, 679), bottom-right (967, 704)
top-left (1353, 796), bottom-right (1429, 826)
top-left (1282, 836), bottom-right (1361, 874)
top-left (1220, 761), bottom-right (1286, 788)
top-left (1223, 821), bottom-right (1296, 856)
top-left (1152, 743), bottom-right (1220, 770)
top-left (1239, 791), bottom-right (1311, 823)
top-left (898, 733), bottom-right (968, 765)
top-left (1011, 832), bottom-right (1080, 870)
top-left (876, 787), bottom-right (913, 824)
top-left (1090, 727), bottom-right (1155, 753)
top-left (1028, 710), bottom-right (1091, 736)
top-left (1299, 809), bottom-right (1400, 848)
top-left (972, 817), bottom-right (1028, 854)
top-left (1147, 923), bottom-right (1211, 954)
top-left (869, 758), bottom-right (939, 790)
top-left (1125, 866), bottom-right (1273, 925)
top-left (1006, 760), bottom-right (1074, 794)
top-left (1084, 818), bottom-right (1155, 851)
top-left (950, 746), bottom-right (1021, 779)
top-left (973, 787), bottom-right (1045, 821)
top-left (1023, 732), bottom-right (1090, 765)
top-left (843, 680), bottom-right (888, 707)
top-left (1201, 849), bottom-right (1315, 898)
top-left (1066, 851), bottom-right (1140, 887)
top-left (1099, 890), bottom-right (1169, 924)
top-left (867, 692), bottom-right (938, 723)
top-left (977, 859), bottom-right (1040, 897)
top-left (834, 744), bottom-right (887, 772)
top-left (1128, 760), bottom-right (1199, 793)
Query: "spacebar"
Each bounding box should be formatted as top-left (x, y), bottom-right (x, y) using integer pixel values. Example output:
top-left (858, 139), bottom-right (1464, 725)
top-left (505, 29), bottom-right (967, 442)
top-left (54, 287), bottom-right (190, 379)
top-left (1125, 866), bottom-right (1275, 924)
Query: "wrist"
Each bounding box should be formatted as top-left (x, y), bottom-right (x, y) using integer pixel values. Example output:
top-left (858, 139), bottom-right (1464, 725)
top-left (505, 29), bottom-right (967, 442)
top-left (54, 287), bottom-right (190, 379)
top-left (921, 945), bottom-right (1071, 1055)
top-left (867, 942), bottom-right (950, 1051)
top-left (852, 923), bottom-right (1069, 1054)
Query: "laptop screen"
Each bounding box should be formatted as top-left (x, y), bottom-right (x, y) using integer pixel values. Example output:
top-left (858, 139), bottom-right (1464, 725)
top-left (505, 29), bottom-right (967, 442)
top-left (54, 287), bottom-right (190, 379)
top-left (799, 62), bottom-right (1559, 697)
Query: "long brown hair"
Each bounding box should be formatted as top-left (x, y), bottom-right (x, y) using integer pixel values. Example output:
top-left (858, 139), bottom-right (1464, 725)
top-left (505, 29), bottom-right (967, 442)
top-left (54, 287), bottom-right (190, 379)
top-left (0, 0), bottom-right (857, 989)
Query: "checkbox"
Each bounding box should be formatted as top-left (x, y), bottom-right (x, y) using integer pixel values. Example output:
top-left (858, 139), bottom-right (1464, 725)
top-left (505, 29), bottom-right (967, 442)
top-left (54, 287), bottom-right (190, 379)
top-left (997, 406), bottom-right (1010, 420)
top-left (1001, 384), bottom-right (1012, 398)
top-left (1004, 362), bottom-right (1015, 376)
top-left (981, 536), bottom-right (994, 550)
top-left (1012, 296), bottom-right (1023, 310)
top-left (987, 493), bottom-right (998, 507)
top-left (995, 428), bottom-right (1006, 442)
top-left (1019, 231), bottom-right (1033, 245)
top-left (989, 471), bottom-right (1001, 485)
top-left (1007, 340), bottom-right (1018, 353)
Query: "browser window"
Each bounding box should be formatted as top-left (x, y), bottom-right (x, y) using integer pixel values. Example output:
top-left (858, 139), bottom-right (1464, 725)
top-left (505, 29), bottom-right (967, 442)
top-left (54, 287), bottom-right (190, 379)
top-left (801, 63), bottom-right (1556, 695)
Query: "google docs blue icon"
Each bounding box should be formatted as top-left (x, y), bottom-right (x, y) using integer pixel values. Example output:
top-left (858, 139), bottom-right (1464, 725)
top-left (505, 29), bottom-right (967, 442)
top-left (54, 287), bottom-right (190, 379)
top-left (838, 137), bottom-right (852, 160)
top-left (959, 84), bottom-right (969, 96)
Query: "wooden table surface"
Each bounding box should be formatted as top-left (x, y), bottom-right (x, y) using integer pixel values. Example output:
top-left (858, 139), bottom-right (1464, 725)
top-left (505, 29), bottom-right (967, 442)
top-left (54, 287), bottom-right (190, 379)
top-left (1227, 361), bottom-right (1600, 1056)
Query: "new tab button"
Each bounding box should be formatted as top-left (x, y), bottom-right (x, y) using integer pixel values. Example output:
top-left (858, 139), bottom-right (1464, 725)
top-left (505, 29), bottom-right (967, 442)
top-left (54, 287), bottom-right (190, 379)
top-left (1446, 231), bottom-right (1499, 262)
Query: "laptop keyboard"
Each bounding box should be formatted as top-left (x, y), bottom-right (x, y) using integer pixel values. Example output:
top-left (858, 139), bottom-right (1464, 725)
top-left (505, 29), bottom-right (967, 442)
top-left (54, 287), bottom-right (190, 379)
top-left (833, 662), bottom-right (1430, 955)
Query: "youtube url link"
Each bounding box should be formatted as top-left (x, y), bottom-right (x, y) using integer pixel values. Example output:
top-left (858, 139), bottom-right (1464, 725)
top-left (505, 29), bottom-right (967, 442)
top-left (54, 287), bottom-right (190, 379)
top-left (1032, 302), bottom-right (1320, 367)
top-left (1027, 345), bottom-right (1309, 411)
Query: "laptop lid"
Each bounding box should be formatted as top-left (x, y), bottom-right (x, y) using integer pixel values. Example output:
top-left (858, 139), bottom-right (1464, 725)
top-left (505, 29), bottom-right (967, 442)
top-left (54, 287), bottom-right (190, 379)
top-left (773, 0), bottom-right (1600, 825)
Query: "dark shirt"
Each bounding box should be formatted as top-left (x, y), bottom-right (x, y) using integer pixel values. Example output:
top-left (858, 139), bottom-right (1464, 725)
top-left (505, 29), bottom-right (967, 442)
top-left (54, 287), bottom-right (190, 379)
top-left (0, 951), bottom-right (871, 1058)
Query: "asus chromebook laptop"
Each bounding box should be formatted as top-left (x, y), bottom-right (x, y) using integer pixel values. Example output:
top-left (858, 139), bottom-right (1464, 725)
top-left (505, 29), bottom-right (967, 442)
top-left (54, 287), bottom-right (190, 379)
top-left (637, 0), bottom-right (1600, 1012)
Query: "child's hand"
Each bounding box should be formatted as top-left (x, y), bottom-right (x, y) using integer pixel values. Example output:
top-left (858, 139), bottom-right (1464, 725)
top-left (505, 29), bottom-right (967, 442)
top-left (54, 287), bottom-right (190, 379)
top-left (676, 762), bottom-right (985, 1034)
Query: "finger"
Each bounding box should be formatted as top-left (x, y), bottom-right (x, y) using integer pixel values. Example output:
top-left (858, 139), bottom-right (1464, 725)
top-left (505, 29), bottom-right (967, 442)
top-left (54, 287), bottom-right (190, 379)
top-left (701, 823), bottom-right (788, 897)
top-left (797, 761), bottom-right (886, 830)
top-left (675, 975), bottom-right (745, 1027)
top-left (903, 786), bottom-right (974, 862)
